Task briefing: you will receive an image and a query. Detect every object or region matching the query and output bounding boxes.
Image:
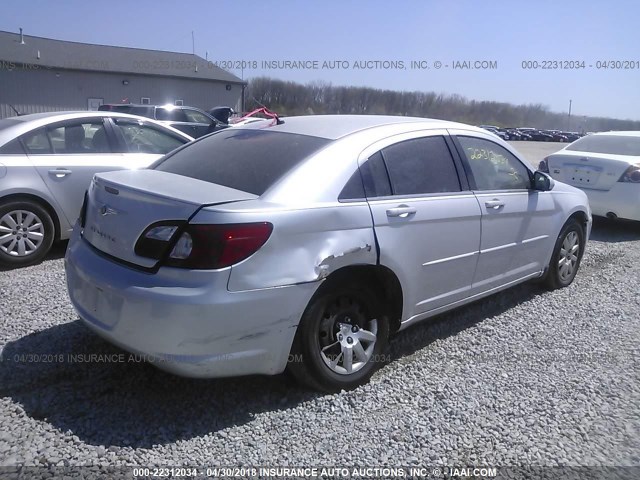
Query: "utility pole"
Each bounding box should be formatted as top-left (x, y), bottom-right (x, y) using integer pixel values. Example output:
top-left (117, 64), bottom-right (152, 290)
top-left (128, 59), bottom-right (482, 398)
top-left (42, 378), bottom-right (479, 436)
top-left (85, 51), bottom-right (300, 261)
top-left (568, 99), bottom-right (572, 131)
top-left (191, 31), bottom-right (195, 55)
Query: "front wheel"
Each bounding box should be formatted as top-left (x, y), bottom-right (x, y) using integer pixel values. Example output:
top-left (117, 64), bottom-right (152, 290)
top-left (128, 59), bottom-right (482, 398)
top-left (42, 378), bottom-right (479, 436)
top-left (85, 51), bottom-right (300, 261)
top-left (0, 201), bottom-right (55, 268)
top-left (544, 219), bottom-right (585, 289)
top-left (288, 282), bottom-right (390, 392)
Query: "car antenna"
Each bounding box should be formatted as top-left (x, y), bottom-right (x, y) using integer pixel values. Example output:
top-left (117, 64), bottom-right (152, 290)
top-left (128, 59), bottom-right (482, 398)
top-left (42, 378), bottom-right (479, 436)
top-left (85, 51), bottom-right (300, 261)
top-left (251, 97), bottom-right (284, 125)
top-left (8, 104), bottom-right (23, 116)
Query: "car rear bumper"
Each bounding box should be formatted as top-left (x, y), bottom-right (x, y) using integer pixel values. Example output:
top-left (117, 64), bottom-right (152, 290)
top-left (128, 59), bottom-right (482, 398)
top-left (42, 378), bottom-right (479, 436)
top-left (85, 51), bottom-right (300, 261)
top-left (584, 184), bottom-right (640, 221)
top-left (64, 227), bottom-right (318, 378)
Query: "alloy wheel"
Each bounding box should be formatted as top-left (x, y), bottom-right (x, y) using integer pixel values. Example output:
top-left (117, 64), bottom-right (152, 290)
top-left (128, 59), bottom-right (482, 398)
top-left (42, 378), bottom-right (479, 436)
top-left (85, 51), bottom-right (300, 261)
top-left (558, 231), bottom-right (580, 282)
top-left (0, 209), bottom-right (46, 257)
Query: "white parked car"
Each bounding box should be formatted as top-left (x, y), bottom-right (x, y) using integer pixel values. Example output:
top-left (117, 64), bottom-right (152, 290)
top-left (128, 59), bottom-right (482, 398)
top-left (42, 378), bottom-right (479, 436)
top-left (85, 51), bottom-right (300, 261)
top-left (540, 131), bottom-right (640, 221)
top-left (0, 111), bottom-right (193, 267)
top-left (66, 115), bottom-right (591, 391)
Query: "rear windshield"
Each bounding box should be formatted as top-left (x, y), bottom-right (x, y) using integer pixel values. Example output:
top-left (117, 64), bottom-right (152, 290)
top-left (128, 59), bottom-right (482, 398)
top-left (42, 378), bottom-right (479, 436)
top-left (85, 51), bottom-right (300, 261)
top-left (566, 135), bottom-right (640, 156)
top-left (153, 129), bottom-right (330, 195)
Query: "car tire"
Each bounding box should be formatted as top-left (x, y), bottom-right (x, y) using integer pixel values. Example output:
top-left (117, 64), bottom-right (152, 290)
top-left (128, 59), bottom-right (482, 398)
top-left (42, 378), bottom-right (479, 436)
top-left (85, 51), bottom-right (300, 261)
top-left (543, 219), bottom-right (585, 290)
top-left (0, 200), bottom-right (55, 268)
top-left (288, 280), bottom-right (390, 392)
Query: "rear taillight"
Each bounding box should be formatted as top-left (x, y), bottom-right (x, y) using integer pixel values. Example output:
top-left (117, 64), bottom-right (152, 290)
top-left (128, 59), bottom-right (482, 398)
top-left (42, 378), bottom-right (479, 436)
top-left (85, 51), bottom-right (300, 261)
top-left (618, 165), bottom-right (640, 183)
top-left (538, 157), bottom-right (550, 173)
top-left (136, 222), bottom-right (273, 269)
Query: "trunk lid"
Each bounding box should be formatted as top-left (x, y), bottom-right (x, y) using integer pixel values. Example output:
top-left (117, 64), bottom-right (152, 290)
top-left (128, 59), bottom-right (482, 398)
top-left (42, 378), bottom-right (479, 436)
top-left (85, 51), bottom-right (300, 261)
top-left (83, 169), bottom-right (257, 268)
top-left (547, 150), bottom-right (636, 191)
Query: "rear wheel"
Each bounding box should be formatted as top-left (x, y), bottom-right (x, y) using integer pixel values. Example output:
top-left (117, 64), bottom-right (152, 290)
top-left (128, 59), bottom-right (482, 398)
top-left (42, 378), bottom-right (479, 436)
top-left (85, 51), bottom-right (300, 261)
top-left (544, 219), bottom-right (584, 289)
top-left (0, 200), bottom-right (55, 268)
top-left (288, 281), bottom-right (389, 392)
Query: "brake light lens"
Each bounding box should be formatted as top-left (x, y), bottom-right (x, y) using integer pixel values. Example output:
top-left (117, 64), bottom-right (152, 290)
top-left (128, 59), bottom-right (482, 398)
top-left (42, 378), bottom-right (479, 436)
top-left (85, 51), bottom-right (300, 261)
top-left (618, 165), bottom-right (640, 183)
top-left (136, 222), bottom-right (273, 269)
top-left (165, 223), bottom-right (273, 269)
top-left (538, 157), bottom-right (550, 173)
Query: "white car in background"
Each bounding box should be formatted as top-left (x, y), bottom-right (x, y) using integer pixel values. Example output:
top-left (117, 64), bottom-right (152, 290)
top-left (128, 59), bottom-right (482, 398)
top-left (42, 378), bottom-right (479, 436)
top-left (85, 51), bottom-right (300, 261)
top-left (540, 131), bottom-right (640, 221)
top-left (0, 111), bottom-right (193, 267)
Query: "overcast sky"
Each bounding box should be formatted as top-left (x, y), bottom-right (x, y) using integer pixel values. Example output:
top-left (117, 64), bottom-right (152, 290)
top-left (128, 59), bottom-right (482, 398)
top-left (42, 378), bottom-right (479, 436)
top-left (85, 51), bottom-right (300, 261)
top-left (3, 0), bottom-right (639, 120)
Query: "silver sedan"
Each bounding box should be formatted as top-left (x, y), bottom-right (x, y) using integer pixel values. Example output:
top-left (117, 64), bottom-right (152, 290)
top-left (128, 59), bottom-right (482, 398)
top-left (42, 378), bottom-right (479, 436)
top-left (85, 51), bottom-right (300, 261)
top-left (65, 115), bottom-right (591, 391)
top-left (0, 111), bottom-right (193, 267)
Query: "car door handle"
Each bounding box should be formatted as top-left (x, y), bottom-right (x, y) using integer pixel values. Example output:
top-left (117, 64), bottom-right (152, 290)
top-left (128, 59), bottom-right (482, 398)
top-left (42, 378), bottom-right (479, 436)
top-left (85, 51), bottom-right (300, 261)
top-left (485, 199), bottom-right (505, 209)
top-left (48, 168), bottom-right (72, 178)
top-left (386, 205), bottom-right (417, 218)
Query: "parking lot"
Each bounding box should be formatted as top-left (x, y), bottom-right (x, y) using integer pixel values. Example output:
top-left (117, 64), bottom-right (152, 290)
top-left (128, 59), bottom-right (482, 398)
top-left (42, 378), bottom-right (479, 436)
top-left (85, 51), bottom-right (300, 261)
top-left (0, 142), bottom-right (638, 469)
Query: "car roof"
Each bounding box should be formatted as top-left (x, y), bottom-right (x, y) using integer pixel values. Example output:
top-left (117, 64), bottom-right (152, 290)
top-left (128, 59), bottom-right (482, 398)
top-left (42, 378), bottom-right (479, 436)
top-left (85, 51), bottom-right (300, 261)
top-left (245, 115), bottom-right (484, 140)
top-left (0, 111), bottom-right (194, 143)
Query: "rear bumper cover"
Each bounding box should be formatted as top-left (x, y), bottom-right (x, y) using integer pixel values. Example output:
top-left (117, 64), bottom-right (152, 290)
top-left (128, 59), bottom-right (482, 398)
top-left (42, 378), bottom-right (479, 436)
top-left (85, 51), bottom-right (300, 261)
top-left (584, 184), bottom-right (640, 221)
top-left (65, 228), bottom-right (318, 378)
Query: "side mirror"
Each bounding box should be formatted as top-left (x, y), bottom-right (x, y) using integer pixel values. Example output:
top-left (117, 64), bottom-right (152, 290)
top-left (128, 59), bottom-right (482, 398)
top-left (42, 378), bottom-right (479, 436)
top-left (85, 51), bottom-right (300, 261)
top-left (533, 170), bottom-right (554, 191)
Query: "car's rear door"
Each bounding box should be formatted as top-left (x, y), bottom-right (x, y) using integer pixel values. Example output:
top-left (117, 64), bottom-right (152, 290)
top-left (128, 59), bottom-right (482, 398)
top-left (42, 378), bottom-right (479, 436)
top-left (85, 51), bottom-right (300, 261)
top-left (360, 130), bottom-right (482, 321)
top-left (25, 117), bottom-right (123, 226)
top-left (450, 131), bottom-right (557, 293)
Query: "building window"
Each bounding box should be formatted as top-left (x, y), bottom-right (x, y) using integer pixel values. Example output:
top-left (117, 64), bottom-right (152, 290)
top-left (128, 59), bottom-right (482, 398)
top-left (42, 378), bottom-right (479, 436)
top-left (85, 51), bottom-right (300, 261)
top-left (141, 97), bottom-right (151, 105)
top-left (174, 99), bottom-right (184, 106)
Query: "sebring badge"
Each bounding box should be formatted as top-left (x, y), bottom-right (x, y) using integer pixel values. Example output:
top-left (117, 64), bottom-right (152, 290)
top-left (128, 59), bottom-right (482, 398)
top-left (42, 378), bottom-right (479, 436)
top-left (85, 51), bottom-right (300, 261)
top-left (99, 205), bottom-right (118, 216)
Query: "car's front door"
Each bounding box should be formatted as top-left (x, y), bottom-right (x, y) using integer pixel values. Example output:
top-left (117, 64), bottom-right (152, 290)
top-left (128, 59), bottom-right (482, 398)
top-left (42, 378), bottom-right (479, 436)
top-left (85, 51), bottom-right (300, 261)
top-left (109, 117), bottom-right (189, 166)
top-left (450, 131), bottom-right (557, 293)
top-left (360, 131), bottom-right (482, 321)
top-left (182, 108), bottom-right (217, 138)
top-left (25, 118), bottom-right (123, 227)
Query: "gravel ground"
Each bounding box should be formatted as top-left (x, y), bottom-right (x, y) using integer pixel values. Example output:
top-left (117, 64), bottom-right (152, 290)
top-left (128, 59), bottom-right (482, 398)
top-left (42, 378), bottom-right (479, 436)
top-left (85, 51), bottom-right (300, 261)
top-left (507, 141), bottom-right (565, 169)
top-left (0, 218), bottom-right (638, 472)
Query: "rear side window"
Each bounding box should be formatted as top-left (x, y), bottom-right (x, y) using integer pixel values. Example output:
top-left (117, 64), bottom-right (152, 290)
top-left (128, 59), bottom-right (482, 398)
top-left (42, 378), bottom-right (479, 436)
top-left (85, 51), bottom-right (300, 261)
top-left (154, 129), bottom-right (330, 195)
top-left (566, 135), bottom-right (640, 156)
top-left (47, 121), bottom-right (111, 154)
top-left (381, 136), bottom-right (461, 195)
top-left (360, 151), bottom-right (392, 197)
top-left (0, 138), bottom-right (25, 154)
top-left (155, 108), bottom-right (189, 122)
top-left (21, 128), bottom-right (52, 154)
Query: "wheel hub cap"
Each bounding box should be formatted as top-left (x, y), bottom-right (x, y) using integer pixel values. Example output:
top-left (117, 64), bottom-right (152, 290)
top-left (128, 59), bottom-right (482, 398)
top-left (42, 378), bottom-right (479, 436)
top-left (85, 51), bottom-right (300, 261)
top-left (558, 231), bottom-right (579, 282)
top-left (0, 210), bottom-right (45, 257)
top-left (320, 319), bottom-right (378, 375)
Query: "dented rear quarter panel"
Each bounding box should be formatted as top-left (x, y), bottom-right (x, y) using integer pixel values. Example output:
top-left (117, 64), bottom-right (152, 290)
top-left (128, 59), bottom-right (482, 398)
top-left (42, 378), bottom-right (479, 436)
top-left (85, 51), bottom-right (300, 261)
top-left (191, 201), bottom-right (377, 292)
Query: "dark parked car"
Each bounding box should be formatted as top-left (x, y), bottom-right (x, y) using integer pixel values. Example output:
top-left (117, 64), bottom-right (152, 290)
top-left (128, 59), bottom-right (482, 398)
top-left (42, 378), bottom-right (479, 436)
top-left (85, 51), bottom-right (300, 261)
top-left (543, 130), bottom-right (570, 142)
top-left (98, 104), bottom-right (228, 138)
top-left (562, 132), bottom-right (582, 142)
top-left (479, 125), bottom-right (509, 140)
top-left (505, 129), bottom-right (525, 140)
top-left (517, 128), bottom-right (554, 142)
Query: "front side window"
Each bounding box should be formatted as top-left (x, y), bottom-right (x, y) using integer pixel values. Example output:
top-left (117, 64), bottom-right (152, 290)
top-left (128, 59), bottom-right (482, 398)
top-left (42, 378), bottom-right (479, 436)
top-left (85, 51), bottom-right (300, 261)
top-left (183, 109), bottom-right (212, 124)
top-left (381, 136), bottom-right (461, 195)
top-left (457, 136), bottom-right (531, 190)
top-left (113, 119), bottom-right (187, 154)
